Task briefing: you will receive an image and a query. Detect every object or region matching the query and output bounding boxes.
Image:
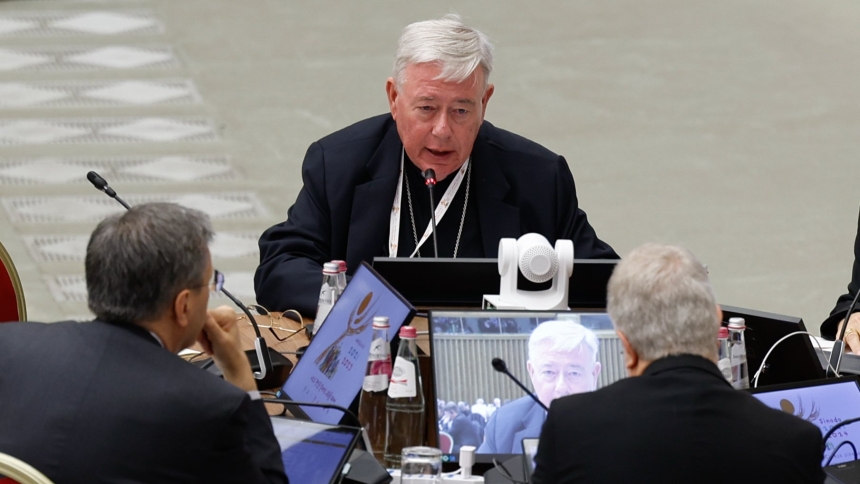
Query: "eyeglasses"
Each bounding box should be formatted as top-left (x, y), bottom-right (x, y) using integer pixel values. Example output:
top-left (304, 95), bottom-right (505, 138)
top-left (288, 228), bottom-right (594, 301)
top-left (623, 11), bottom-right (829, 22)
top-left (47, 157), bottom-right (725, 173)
top-left (244, 304), bottom-right (307, 342)
top-left (210, 270), bottom-right (225, 293)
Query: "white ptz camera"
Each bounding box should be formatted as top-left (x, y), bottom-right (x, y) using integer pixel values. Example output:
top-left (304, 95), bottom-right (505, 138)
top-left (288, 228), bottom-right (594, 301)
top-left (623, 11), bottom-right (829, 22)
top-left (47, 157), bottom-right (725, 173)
top-left (483, 233), bottom-right (574, 310)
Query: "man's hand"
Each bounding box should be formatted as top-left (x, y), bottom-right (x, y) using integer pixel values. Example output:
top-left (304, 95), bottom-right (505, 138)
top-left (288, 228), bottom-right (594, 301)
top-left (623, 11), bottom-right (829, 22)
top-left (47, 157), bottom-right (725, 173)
top-left (836, 312), bottom-right (860, 355)
top-left (197, 305), bottom-right (257, 392)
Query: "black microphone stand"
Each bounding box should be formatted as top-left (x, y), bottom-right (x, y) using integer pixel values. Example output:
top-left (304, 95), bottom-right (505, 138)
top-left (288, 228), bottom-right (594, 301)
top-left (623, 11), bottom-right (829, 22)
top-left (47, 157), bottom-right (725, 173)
top-left (492, 357), bottom-right (549, 412)
top-left (423, 169), bottom-right (439, 258)
top-left (828, 289), bottom-right (860, 378)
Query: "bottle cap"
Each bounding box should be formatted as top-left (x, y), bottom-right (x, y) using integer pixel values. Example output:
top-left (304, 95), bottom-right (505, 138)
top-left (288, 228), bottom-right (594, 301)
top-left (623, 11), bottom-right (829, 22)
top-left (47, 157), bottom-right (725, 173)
top-left (333, 260), bottom-right (347, 272)
top-left (400, 326), bottom-right (417, 339)
top-left (322, 262), bottom-right (339, 274)
top-left (727, 317), bottom-right (746, 330)
top-left (718, 327), bottom-right (729, 338)
top-left (372, 316), bottom-right (390, 329)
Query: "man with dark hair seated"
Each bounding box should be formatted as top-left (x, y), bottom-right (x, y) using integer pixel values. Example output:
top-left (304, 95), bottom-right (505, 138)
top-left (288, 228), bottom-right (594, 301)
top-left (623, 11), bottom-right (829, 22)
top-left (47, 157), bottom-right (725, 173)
top-left (0, 203), bottom-right (288, 484)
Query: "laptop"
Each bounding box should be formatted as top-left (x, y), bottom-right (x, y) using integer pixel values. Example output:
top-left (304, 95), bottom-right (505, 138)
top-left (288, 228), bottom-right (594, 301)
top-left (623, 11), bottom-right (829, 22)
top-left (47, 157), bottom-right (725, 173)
top-left (372, 257), bottom-right (616, 309)
top-left (270, 416), bottom-right (362, 484)
top-left (749, 377), bottom-right (860, 469)
top-left (276, 261), bottom-right (415, 424)
top-left (721, 305), bottom-right (825, 386)
top-left (522, 438), bottom-right (539, 483)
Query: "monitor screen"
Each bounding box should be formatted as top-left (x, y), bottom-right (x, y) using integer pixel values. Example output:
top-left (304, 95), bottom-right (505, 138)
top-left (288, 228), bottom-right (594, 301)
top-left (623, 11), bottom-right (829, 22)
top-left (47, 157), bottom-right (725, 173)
top-left (428, 309), bottom-right (624, 463)
top-left (270, 417), bottom-right (361, 484)
top-left (278, 262), bottom-right (415, 424)
top-left (750, 378), bottom-right (860, 466)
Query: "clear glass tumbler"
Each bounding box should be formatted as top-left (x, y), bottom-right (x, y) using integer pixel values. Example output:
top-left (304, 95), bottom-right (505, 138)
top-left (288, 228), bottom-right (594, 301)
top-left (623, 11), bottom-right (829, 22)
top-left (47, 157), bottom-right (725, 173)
top-left (400, 446), bottom-right (442, 484)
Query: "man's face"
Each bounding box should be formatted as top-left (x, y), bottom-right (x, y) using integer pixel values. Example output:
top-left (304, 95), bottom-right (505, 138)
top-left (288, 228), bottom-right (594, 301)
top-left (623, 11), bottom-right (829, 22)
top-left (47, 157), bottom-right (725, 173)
top-left (527, 342), bottom-right (601, 409)
top-left (386, 63), bottom-right (494, 180)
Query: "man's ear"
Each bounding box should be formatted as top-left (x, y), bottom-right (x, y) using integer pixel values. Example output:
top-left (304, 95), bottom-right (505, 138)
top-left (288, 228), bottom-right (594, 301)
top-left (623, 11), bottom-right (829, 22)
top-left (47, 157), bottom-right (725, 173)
top-left (385, 77), bottom-right (399, 120)
top-left (481, 83), bottom-right (495, 117)
top-left (173, 289), bottom-right (192, 329)
top-left (617, 330), bottom-right (638, 371)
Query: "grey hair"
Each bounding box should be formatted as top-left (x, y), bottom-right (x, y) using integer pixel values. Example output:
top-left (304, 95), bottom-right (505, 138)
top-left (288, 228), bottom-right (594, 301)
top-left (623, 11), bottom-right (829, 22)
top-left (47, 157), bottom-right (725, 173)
top-left (86, 202), bottom-right (214, 326)
top-left (607, 243), bottom-right (719, 362)
top-left (528, 320), bottom-right (599, 363)
top-left (393, 14), bottom-right (494, 89)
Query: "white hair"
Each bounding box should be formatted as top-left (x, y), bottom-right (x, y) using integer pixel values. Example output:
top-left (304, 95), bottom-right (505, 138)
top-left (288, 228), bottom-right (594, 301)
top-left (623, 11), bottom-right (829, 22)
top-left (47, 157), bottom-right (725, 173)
top-left (393, 14), bottom-right (494, 89)
top-left (528, 320), bottom-right (599, 363)
top-left (607, 243), bottom-right (719, 362)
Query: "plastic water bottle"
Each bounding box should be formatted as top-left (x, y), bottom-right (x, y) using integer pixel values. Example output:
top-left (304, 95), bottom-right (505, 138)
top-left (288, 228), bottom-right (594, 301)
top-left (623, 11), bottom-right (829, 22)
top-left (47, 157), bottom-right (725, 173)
top-left (717, 326), bottom-right (732, 383)
top-left (358, 316), bottom-right (392, 462)
top-left (312, 262), bottom-right (340, 336)
top-left (384, 326), bottom-right (425, 469)
top-left (728, 317), bottom-right (750, 389)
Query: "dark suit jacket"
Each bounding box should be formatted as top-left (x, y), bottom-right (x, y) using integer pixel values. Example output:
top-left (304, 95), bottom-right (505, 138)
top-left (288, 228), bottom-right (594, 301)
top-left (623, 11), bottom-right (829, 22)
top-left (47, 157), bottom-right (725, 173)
top-left (531, 355), bottom-right (825, 484)
top-left (478, 396), bottom-right (545, 455)
top-left (821, 206), bottom-right (860, 339)
top-left (255, 114), bottom-right (618, 315)
top-left (0, 320), bottom-right (288, 484)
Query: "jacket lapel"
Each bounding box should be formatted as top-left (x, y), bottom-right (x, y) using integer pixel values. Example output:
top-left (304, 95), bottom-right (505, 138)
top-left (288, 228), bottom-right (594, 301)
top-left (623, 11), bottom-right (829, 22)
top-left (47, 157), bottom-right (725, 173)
top-left (347, 123), bottom-right (402, 268)
top-left (509, 401), bottom-right (546, 454)
top-left (471, 134), bottom-right (520, 256)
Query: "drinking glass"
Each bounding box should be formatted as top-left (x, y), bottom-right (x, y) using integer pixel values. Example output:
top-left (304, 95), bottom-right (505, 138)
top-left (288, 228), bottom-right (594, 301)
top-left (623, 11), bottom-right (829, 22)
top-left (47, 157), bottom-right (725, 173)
top-left (401, 446), bottom-right (442, 484)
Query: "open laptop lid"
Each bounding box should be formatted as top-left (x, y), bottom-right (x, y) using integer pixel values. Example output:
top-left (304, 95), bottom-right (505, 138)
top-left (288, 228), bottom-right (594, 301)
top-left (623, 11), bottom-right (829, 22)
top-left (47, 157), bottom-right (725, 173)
top-left (270, 416), bottom-right (361, 484)
top-left (372, 257), bottom-right (616, 309)
top-left (522, 438), bottom-right (539, 483)
top-left (749, 376), bottom-right (860, 466)
top-left (277, 261), bottom-right (415, 424)
top-left (721, 305), bottom-right (825, 386)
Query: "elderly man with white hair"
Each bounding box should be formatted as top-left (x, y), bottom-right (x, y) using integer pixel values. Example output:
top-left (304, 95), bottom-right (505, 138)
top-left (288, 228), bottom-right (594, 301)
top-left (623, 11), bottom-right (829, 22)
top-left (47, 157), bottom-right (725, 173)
top-left (532, 243), bottom-right (825, 484)
top-left (478, 320), bottom-right (601, 454)
top-left (255, 14), bottom-right (617, 315)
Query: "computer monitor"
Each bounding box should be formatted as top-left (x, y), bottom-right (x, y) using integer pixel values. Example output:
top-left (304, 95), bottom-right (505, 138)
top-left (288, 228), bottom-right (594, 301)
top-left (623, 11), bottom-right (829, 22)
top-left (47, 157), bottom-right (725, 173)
top-left (372, 257), bottom-right (617, 308)
top-left (721, 305), bottom-right (825, 387)
top-left (270, 416), bottom-right (362, 484)
top-left (427, 309), bottom-right (625, 464)
top-left (277, 261), bottom-right (415, 424)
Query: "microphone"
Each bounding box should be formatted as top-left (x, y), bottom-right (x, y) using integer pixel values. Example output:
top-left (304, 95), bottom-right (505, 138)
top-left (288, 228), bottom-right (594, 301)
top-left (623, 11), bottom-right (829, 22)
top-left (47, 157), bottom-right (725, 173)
top-left (265, 398), bottom-right (361, 428)
top-left (84, 171), bottom-right (275, 383)
top-left (423, 169), bottom-right (439, 258)
top-left (828, 288), bottom-right (860, 377)
top-left (491, 357), bottom-right (548, 412)
top-left (86, 171), bottom-right (130, 210)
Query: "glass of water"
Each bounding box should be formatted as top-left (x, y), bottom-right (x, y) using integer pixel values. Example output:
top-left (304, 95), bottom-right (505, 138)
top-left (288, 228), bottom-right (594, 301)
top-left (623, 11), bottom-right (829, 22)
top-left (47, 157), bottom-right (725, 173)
top-left (401, 446), bottom-right (442, 484)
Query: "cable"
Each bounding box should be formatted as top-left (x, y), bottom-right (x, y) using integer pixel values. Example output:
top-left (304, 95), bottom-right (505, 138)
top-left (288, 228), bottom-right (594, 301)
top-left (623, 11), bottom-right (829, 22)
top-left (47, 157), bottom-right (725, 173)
top-left (825, 440), bottom-right (858, 466)
top-left (822, 416), bottom-right (860, 465)
top-left (491, 458), bottom-right (528, 484)
top-left (752, 331), bottom-right (839, 388)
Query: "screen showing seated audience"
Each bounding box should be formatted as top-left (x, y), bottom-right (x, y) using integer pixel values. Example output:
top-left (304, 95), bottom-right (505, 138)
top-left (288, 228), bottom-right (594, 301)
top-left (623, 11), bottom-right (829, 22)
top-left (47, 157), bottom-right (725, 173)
top-left (429, 310), bottom-right (624, 462)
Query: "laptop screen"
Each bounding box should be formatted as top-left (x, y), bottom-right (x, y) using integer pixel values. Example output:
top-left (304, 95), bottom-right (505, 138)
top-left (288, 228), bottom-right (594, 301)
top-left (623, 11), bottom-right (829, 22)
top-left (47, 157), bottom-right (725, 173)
top-left (428, 309), bottom-right (625, 464)
top-left (277, 261), bottom-right (415, 424)
top-left (270, 417), bottom-right (360, 484)
top-left (750, 377), bottom-right (860, 466)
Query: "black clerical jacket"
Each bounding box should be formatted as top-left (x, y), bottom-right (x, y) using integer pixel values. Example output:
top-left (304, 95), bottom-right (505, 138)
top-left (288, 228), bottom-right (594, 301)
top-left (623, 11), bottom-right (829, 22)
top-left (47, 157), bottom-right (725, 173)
top-left (255, 114), bottom-right (617, 315)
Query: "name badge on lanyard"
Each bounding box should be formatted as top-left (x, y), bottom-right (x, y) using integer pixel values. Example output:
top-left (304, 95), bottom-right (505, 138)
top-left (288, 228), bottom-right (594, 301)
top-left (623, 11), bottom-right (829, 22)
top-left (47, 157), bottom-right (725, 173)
top-left (388, 148), bottom-right (469, 258)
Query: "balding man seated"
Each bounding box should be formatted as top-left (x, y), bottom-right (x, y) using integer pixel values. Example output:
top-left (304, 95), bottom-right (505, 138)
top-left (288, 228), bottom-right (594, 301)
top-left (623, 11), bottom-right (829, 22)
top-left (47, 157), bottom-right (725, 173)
top-left (532, 243), bottom-right (824, 484)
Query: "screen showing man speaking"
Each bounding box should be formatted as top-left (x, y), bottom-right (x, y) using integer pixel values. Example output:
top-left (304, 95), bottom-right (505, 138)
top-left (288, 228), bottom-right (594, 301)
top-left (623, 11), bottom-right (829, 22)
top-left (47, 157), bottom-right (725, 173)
top-left (428, 310), bottom-right (625, 462)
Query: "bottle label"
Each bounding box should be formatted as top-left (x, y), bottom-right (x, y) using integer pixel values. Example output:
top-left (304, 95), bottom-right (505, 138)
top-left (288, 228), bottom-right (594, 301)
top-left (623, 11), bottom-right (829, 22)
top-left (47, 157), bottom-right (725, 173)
top-left (387, 357), bottom-right (417, 398)
top-left (368, 338), bottom-right (388, 361)
top-left (363, 374), bottom-right (389, 392)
